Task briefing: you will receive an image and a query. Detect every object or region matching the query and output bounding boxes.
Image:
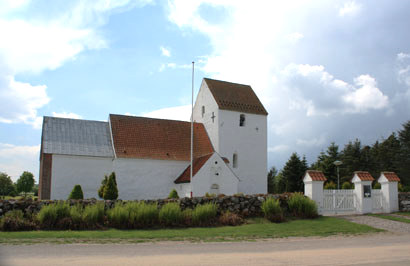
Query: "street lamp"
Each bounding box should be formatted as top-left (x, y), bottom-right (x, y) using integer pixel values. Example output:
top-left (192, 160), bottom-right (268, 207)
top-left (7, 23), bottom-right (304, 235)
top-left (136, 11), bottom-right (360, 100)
top-left (333, 160), bottom-right (343, 190)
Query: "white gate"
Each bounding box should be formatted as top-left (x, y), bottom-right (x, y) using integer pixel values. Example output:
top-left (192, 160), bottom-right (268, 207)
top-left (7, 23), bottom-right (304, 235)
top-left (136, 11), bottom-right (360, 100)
top-left (372, 189), bottom-right (383, 212)
top-left (323, 189), bottom-right (355, 214)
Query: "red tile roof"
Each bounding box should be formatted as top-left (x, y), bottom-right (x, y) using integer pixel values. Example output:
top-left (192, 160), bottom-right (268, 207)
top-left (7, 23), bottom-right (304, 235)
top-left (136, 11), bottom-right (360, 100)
top-left (174, 153), bottom-right (213, 183)
top-left (354, 171), bottom-right (375, 181)
top-left (382, 172), bottom-right (400, 182)
top-left (306, 170), bottom-right (327, 181)
top-left (109, 114), bottom-right (214, 160)
top-left (222, 157), bottom-right (230, 164)
top-left (204, 78), bottom-right (268, 115)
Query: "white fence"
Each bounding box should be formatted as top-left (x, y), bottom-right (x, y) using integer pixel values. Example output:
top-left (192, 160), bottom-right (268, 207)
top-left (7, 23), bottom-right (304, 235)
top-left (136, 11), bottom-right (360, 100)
top-left (323, 189), bottom-right (355, 214)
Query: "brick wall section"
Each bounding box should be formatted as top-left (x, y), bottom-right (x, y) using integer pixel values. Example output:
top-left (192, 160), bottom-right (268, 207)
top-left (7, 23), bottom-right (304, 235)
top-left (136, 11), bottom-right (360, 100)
top-left (399, 192), bottom-right (410, 211)
top-left (39, 153), bottom-right (52, 200)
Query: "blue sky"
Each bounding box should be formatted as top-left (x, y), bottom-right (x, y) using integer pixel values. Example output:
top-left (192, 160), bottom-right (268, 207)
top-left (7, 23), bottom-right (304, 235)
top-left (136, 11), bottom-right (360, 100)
top-left (1, 0), bottom-right (410, 181)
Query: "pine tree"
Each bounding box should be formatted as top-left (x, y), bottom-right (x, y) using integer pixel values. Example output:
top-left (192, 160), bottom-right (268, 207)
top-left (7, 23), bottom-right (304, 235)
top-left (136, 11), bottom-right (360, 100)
top-left (103, 172), bottom-right (118, 200)
top-left (68, 184), bottom-right (84, 200)
top-left (282, 153), bottom-right (307, 192)
top-left (398, 121), bottom-right (410, 185)
top-left (267, 166), bottom-right (278, 194)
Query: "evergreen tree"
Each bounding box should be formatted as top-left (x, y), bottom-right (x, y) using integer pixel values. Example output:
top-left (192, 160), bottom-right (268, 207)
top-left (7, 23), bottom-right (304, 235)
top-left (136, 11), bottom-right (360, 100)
top-left (98, 175), bottom-right (108, 199)
top-left (68, 184), bottom-right (84, 200)
top-left (282, 153), bottom-right (308, 192)
top-left (103, 172), bottom-right (118, 200)
top-left (311, 142), bottom-right (340, 184)
top-left (398, 121), bottom-right (410, 185)
top-left (273, 172), bottom-right (286, 194)
top-left (267, 166), bottom-right (278, 194)
top-left (16, 171), bottom-right (35, 197)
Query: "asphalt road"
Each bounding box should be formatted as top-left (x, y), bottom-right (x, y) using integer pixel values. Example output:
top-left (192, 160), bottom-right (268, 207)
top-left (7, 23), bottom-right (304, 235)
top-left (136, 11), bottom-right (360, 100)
top-left (1, 233), bottom-right (410, 266)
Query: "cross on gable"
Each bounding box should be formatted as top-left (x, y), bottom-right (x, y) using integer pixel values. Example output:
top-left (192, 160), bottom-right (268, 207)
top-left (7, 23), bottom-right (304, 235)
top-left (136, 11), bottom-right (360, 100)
top-left (211, 112), bottom-right (216, 122)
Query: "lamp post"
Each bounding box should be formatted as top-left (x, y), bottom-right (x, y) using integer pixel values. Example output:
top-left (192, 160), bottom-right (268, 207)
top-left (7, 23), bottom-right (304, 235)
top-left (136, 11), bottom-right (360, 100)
top-left (333, 160), bottom-right (343, 190)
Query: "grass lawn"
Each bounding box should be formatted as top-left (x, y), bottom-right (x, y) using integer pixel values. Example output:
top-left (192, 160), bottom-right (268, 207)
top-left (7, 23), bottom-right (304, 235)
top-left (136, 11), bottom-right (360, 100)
top-left (369, 213), bottom-right (410, 224)
top-left (0, 217), bottom-right (382, 244)
top-left (396, 212), bottom-right (410, 217)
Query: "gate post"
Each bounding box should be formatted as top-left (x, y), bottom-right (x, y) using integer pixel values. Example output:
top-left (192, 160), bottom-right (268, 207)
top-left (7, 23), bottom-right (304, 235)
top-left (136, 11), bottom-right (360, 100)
top-left (378, 172), bottom-right (400, 213)
top-left (352, 171), bottom-right (374, 214)
top-left (303, 170), bottom-right (326, 214)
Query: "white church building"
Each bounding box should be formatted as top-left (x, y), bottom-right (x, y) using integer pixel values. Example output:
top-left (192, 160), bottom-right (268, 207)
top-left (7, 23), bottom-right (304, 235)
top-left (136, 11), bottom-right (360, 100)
top-left (39, 78), bottom-right (268, 200)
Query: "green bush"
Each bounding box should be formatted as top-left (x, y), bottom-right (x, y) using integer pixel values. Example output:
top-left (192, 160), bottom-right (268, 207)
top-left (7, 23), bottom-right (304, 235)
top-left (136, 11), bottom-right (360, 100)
top-left (82, 202), bottom-right (105, 227)
top-left (341, 182), bottom-right (353, 189)
top-left (127, 202), bottom-right (159, 227)
top-left (373, 182), bottom-right (381, 189)
top-left (107, 203), bottom-right (129, 229)
top-left (69, 204), bottom-right (83, 225)
top-left (68, 184), bottom-right (84, 200)
top-left (159, 202), bottom-right (183, 226)
top-left (288, 193), bottom-right (318, 219)
top-left (261, 197), bottom-right (284, 223)
top-left (204, 193), bottom-right (216, 197)
top-left (98, 175), bottom-right (108, 199)
top-left (37, 202), bottom-right (70, 228)
top-left (218, 211), bottom-right (244, 226)
top-left (324, 181), bottom-right (337, 190)
top-left (168, 189), bottom-right (179, 199)
top-left (182, 209), bottom-right (193, 226)
top-left (191, 203), bottom-right (218, 226)
top-left (103, 172), bottom-right (118, 200)
top-left (0, 210), bottom-right (37, 231)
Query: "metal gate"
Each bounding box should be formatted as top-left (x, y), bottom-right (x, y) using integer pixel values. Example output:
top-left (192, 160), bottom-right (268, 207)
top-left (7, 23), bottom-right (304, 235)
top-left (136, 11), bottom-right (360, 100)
top-left (323, 189), bottom-right (356, 214)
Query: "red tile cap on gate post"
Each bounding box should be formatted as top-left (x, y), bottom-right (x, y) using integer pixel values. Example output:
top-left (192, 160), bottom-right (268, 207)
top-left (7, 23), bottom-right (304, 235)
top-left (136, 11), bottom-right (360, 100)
top-left (304, 170), bottom-right (327, 181)
top-left (352, 171), bottom-right (375, 181)
top-left (380, 172), bottom-right (400, 182)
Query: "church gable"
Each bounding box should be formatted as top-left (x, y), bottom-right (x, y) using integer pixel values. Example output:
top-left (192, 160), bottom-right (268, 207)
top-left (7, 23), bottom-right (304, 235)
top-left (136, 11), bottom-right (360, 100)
top-left (109, 114), bottom-right (214, 161)
top-left (204, 78), bottom-right (268, 115)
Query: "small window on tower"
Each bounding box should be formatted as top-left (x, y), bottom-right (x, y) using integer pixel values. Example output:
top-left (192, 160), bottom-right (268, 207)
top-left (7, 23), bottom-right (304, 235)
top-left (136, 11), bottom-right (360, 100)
top-left (202, 106), bottom-right (205, 118)
top-left (233, 153), bottom-right (238, 168)
top-left (239, 114), bottom-right (245, 127)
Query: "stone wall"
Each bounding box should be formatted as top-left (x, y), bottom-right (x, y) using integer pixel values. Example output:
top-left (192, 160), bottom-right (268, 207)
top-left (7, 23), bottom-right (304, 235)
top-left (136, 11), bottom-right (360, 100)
top-left (0, 194), bottom-right (292, 218)
top-left (399, 192), bottom-right (410, 211)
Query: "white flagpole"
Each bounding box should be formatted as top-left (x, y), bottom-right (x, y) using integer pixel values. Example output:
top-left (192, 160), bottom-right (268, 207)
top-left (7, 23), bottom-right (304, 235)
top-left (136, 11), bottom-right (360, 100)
top-left (190, 61), bottom-right (194, 198)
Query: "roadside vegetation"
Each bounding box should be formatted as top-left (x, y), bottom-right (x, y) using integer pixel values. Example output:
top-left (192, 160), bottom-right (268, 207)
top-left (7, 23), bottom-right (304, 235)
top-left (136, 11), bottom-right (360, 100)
top-left (369, 213), bottom-right (410, 224)
top-left (0, 216), bottom-right (381, 244)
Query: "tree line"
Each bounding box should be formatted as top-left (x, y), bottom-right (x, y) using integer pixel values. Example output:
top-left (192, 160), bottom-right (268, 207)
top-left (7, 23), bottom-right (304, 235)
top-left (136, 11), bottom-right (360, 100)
top-left (0, 171), bottom-right (37, 198)
top-left (268, 120), bottom-right (410, 193)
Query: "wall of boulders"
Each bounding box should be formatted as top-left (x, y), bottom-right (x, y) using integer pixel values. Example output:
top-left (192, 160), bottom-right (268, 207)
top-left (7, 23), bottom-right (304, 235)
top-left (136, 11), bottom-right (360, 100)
top-left (399, 192), bottom-right (410, 212)
top-left (0, 193), bottom-right (292, 218)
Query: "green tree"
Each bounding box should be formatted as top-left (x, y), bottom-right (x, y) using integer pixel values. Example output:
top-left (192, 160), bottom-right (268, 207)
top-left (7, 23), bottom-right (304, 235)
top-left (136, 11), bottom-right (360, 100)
top-left (267, 166), bottom-right (278, 194)
top-left (168, 189), bottom-right (179, 199)
top-left (98, 175), bottom-right (108, 199)
top-left (16, 171), bottom-right (35, 197)
top-left (103, 172), bottom-right (118, 200)
top-left (68, 184), bottom-right (84, 200)
top-left (398, 121), bottom-right (410, 185)
top-left (273, 172), bottom-right (286, 194)
top-left (0, 172), bottom-right (15, 198)
top-left (312, 142), bottom-right (340, 184)
top-left (282, 153), bottom-right (308, 192)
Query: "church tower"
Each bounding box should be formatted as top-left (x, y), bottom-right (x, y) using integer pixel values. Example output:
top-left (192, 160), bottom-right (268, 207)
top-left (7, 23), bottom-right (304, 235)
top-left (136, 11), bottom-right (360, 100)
top-left (193, 78), bottom-right (268, 194)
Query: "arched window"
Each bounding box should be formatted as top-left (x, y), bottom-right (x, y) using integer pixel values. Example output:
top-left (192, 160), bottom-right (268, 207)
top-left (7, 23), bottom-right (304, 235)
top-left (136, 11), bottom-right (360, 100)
top-left (239, 114), bottom-right (245, 127)
top-left (233, 153), bottom-right (238, 168)
top-left (202, 106), bottom-right (205, 118)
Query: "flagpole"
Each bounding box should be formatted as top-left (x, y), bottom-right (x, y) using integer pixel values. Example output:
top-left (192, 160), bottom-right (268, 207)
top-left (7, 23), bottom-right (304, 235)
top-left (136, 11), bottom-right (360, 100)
top-left (190, 61), bottom-right (194, 198)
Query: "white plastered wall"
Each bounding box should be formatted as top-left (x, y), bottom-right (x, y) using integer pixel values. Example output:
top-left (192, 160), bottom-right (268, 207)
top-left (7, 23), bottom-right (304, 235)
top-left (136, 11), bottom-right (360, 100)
top-left (192, 80), bottom-right (219, 151)
top-left (192, 153), bottom-right (239, 196)
top-left (51, 154), bottom-right (189, 200)
top-left (218, 110), bottom-right (267, 194)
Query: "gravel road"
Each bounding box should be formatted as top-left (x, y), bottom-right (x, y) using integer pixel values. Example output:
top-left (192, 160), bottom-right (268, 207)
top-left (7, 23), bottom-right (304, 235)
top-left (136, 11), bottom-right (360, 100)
top-left (342, 214), bottom-right (410, 233)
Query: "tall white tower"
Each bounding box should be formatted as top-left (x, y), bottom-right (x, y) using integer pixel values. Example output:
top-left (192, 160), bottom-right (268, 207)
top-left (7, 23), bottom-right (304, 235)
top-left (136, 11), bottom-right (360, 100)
top-left (193, 78), bottom-right (268, 194)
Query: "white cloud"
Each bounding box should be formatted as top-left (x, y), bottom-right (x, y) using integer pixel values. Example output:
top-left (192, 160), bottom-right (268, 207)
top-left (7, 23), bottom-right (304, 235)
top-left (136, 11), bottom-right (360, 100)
top-left (52, 112), bottom-right (82, 119)
top-left (397, 53), bottom-right (410, 61)
top-left (286, 32), bottom-right (304, 44)
top-left (339, 1), bottom-right (361, 17)
top-left (0, 143), bottom-right (40, 182)
top-left (281, 64), bottom-right (388, 115)
top-left (141, 105), bottom-right (191, 121)
top-left (397, 52), bottom-right (410, 87)
top-left (160, 46), bottom-right (171, 57)
top-left (296, 136), bottom-right (327, 147)
top-left (0, 0), bottom-right (151, 128)
top-left (268, 145), bottom-right (290, 153)
top-left (159, 62), bottom-right (191, 72)
top-left (0, 74), bottom-right (50, 129)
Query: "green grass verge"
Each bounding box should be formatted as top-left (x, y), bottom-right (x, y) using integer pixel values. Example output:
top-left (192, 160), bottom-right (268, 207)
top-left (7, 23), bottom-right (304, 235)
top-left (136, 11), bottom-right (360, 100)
top-left (395, 212), bottom-right (410, 217)
top-left (369, 213), bottom-right (410, 224)
top-left (0, 217), bottom-right (381, 244)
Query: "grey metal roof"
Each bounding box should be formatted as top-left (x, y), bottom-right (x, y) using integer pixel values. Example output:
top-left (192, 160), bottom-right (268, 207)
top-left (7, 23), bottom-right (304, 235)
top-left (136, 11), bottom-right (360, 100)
top-left (41, 116), bottom-right (114, 157)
